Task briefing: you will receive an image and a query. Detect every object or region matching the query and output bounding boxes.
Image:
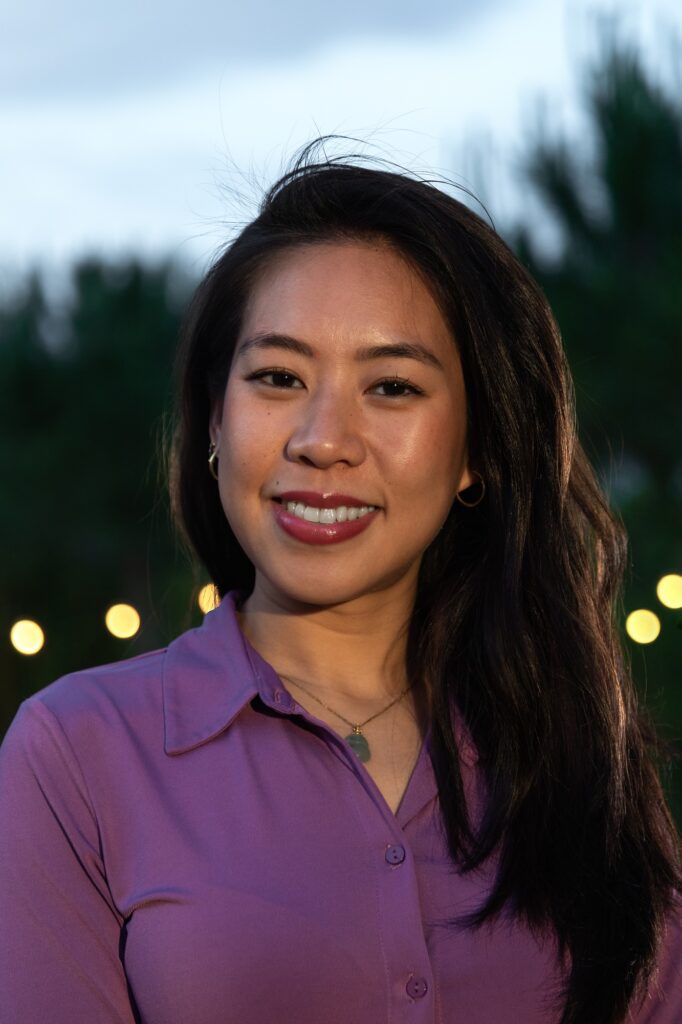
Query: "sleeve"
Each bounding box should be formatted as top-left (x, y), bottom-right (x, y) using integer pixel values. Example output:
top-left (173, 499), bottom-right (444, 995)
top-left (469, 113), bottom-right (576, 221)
top-left (628, 893), bottom-right (682, 1023)
top-left (0, 697), bottom-right (138, 1023)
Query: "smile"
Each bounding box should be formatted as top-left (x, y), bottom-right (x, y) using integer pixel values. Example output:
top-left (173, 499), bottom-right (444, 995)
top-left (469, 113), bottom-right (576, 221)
top-left (270, 499), bottom-right (380, 546)
top-left (280, 500), bottom-right (378, 524)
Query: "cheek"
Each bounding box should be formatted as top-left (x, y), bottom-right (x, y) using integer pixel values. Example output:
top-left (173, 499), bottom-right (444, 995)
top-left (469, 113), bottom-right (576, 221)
top-left (218, 394), bottom-right (283, 516)
top-left (221, 390), bottom-right (269, 467)
top-left (385, 410), bottom-right (463, 499)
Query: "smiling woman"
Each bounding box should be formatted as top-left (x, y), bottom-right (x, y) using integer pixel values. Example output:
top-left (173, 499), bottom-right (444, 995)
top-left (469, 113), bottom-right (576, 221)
top-left (208, 240), bottom-right (472, 627)
top-left (0, 136), bottom-right (680, 1024)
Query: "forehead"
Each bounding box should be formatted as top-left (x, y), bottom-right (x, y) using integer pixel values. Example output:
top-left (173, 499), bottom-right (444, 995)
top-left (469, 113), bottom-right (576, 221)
top-left (239, 240), bottom-right (457, 358)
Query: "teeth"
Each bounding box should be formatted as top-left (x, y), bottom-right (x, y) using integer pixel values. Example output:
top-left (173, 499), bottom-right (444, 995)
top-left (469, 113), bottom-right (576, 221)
top-left (284, 501), bottom-right (377, 524)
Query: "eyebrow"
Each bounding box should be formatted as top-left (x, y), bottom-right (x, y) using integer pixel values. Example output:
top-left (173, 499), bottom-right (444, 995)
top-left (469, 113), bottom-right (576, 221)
top-left (234, 332), bottom-right (445, 372)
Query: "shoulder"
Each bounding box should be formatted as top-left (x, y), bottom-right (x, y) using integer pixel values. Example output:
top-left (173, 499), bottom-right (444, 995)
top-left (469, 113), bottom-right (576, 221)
top-left (631, 892), bottom-right (682, 1022)
top-left (29, 645), bottom-right (168, 729)
top-left (4, 592), bottom-right (253, 765)
top-left (2, 646), bottom-right (169, 773)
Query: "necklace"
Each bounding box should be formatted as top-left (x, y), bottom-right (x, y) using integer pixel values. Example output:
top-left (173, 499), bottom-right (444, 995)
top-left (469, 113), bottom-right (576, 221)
top-left (276, 672), bottom-right (414, 763)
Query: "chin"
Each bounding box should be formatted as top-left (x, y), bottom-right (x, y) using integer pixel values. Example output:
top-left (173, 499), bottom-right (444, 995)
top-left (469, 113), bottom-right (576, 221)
top-left (257, 563), bottom-right (418, 611)
top-left (270, 579), bottom-right (366, 610)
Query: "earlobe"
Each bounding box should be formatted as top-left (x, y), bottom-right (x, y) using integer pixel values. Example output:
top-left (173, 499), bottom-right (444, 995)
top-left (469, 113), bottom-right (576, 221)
top-left (208, 407), bottom-right (223, 449)
top-left (456, 466), bottom-right (477, 496)
top-left (463, 470), bottom-right (477, 492)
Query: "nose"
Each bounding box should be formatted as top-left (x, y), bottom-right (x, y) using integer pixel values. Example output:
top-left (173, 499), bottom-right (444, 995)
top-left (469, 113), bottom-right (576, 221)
top-left (285, 387), bottom-right (366, 468)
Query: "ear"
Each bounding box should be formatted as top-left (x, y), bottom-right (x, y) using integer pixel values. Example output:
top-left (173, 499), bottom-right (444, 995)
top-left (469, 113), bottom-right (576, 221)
top-left (208, 400), bottom-right (223, 449)
top-left (455, 462), bottom-right (477, 497)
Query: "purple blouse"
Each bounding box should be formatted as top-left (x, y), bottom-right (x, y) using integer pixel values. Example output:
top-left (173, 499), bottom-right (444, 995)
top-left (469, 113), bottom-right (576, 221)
top-left (1, 590), bottom-right (681, 1023)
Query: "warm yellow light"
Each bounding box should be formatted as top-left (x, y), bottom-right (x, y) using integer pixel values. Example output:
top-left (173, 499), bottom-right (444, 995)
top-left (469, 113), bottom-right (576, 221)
top-left (625, 609), bottom-right (661, 644)
top-left (198, 584), bottom-right (220, 613)
top-left (656, 573), bottom-right (682, 609)
top-left (105, 603), bottom-right (140, 639)
top-left (10, 619), bottom-right (45, 655)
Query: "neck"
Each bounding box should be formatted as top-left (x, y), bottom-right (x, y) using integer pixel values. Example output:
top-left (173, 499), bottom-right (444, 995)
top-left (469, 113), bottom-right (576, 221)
top-left (235, 578), bottom-right (416, 704)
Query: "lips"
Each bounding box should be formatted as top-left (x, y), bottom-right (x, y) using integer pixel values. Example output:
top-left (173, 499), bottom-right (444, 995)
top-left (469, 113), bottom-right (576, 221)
top-left (275, 491), bottom-right (379, 509)
top-left (271, 498), bottom-right (379, 546)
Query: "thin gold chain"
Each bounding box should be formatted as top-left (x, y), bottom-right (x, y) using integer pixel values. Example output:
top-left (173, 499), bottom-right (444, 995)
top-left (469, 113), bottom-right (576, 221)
top-left (277, 672), bottom-right (414, 731)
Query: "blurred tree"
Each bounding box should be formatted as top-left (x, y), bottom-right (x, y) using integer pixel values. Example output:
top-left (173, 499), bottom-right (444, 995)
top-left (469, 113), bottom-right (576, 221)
top-left (0, 258), bottom-right (198, 732)
top-left (510, 36), bottom-right (682, 819)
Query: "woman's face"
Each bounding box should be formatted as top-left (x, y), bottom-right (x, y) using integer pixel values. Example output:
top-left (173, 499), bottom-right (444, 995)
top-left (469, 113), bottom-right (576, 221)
top-left (209, 240), bottom-right (475, 609)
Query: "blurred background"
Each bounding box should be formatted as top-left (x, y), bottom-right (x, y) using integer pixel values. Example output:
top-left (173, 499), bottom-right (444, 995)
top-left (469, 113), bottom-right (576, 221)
top-left (1, 0), bottom-right (680, 819)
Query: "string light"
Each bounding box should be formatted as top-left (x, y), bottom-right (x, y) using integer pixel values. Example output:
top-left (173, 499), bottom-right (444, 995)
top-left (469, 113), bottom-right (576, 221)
top-left (10, 619), bottom-right (45, 655)
top-left (656, 574), bottom-right (682, 610)
top-left (105, 604), bottom-right (140, 639)
top-left (198, 584), bottom-right (220, 613)
top-left (625, 609), bottom-right (661, 645)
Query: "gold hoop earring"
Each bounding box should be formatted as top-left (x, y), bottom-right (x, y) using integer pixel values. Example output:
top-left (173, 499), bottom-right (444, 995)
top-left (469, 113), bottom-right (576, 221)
top-left (455, 470), bottom-right (485, 508)
top-left (208, 442), bottom-right (219, 481)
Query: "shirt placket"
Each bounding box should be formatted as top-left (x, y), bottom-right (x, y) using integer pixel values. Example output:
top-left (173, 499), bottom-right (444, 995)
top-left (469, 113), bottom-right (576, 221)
top-left (267, 683), bottom-right (439, 1024)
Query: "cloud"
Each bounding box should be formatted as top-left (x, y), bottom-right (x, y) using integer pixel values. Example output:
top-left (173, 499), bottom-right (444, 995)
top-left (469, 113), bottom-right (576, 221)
top-left (0, 0), bottom-right (578, 275)
top-left (1, 0), bottom-right (502, 101)
top-left (2, 0), bottom-right (679, 278)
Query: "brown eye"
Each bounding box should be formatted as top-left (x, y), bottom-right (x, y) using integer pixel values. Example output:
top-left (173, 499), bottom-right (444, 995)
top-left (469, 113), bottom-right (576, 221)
top-left (372, 378), bottom-right (423, 398)
top-left (247, 369), bottom-right (304, 389)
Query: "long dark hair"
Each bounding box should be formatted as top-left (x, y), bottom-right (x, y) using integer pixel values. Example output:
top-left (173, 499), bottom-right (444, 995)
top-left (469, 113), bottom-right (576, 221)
top-left (167, 137), bottom-right (681, 1023)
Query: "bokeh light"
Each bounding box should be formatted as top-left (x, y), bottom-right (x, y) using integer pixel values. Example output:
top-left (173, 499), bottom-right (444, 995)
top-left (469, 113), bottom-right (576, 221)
top-left (10, 619), bottom-right (45, 655)
top-left (625, 609), bottom-right (661, 644)
top-left (198, 584), bottom-right (220, 613)
top-left (656, 573), bottom-right (682, 609)
top-left (105, 603), bottom-right (141, 639)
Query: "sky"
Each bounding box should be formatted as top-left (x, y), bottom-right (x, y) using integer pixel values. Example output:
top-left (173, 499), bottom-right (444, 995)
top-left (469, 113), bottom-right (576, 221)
top-left (1, 0), bottom-right (680, 289)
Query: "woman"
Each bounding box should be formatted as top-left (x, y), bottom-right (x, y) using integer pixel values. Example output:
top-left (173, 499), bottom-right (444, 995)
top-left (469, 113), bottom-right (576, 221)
top-left (1, 139), bottom-right (680, 1024)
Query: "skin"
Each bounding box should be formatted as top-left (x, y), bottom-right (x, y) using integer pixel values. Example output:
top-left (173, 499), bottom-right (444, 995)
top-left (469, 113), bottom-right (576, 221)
top-left (208, 240), bottom-right (475, 711)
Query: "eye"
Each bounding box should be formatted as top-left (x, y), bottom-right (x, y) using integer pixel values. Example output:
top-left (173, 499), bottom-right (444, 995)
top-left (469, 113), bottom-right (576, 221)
top-left (371, 377), bottom-right (424, 398)
top-left (246, 368), bottom-right (304, 389)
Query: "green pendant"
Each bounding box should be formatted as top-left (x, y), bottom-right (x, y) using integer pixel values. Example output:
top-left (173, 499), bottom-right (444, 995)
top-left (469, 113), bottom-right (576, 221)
top-left (346, 731), bottom-right (371, 762)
